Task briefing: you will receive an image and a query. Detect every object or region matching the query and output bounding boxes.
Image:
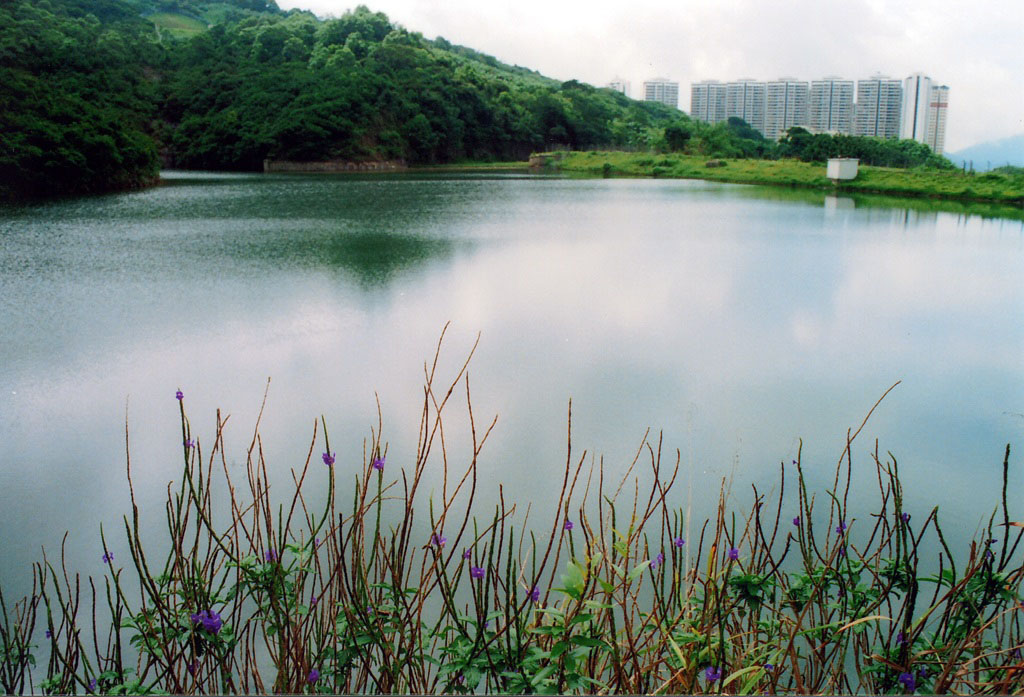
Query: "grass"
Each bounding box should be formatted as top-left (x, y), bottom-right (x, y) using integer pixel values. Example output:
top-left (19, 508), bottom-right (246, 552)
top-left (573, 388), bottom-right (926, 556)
top-left (147, 12), bottom-right (207, 37)
top-left (1, 329), bottom-right (1022, 694)
top-left (543, 151), bottom-right (1024, 211)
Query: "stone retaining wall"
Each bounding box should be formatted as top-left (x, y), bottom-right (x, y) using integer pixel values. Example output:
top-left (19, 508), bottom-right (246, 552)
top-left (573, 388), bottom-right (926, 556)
top-left (263, 159), bottom-right (407, 173)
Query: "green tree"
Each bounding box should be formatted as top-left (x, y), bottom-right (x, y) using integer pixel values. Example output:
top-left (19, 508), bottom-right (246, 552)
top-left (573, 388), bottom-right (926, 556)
top-left (664, 121), bottom-right (692, 151)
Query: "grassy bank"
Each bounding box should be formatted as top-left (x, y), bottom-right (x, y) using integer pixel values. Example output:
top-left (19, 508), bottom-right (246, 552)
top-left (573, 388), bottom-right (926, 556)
top-left (1, 335), bottom-right (1022, 695)
top-left (544, 151), bottom-right (1024, 208)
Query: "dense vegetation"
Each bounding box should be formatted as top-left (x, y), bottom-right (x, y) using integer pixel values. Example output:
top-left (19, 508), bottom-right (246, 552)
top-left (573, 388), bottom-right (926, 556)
top-left (0, 0), bottom-right (163, 199)
top-left (655, 117), bottom-right (957, 170)
top-left (158, 9), bottom-right (678, 169)
top-left (0, 0), bottom-right (678, 199)
top-left (1, 339), bottom-right (1022, 695)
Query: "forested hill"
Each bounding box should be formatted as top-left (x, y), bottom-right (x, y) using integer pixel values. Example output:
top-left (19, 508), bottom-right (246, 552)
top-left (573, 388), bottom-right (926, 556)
top-left (0, 0), bottom-right (680, 200)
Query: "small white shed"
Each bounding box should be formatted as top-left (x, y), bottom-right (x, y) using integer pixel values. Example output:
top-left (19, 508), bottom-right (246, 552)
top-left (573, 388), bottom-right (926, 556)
top-left (827, 158), bottom-right (859, 181)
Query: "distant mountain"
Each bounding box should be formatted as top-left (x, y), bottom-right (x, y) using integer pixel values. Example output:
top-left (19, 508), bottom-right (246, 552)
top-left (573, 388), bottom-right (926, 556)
top-left (947, 134), bottom-right (1024, 171)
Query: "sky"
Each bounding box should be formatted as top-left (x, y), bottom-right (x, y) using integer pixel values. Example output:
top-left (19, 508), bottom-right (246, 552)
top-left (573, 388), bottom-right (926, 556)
top-left (276, 0), bottom-right (1024, 153)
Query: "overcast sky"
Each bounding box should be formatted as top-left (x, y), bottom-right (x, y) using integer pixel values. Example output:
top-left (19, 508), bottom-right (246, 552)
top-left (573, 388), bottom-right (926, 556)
top-left (278, 0), bottom-right (1023, 152)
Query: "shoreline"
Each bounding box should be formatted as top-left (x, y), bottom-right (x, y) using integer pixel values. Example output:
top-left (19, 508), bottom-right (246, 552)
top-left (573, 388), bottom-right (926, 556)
top-left (537, 150), bottom-right (1024, 210)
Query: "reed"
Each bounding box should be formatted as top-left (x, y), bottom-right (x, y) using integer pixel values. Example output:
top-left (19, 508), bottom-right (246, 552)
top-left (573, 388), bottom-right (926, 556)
top-left (1, 328), bottom-right (1021, 694)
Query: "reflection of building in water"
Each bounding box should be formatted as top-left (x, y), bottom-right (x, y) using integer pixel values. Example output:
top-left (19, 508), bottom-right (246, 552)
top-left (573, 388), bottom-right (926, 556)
top-left (891, 207), bottom-right (938, 227)
top-left (851, 205), bottom-right (939, 226)
top-left (823, 194), bottom-right (942, 227)
top-left (824, 194), bottom-right (855, 214)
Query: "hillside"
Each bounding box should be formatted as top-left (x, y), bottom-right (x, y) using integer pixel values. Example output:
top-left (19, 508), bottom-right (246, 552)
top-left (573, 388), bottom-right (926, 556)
top-left (947, 134), bottom-right (1024, 171)
top-left (0, 0), bottom-right (680, 199)
top-left (0, 0), bottom-right (163, 199)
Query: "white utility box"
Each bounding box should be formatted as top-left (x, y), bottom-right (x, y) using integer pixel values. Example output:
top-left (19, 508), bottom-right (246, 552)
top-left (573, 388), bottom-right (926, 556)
top-left (827, 158), bottom-right (859, 181)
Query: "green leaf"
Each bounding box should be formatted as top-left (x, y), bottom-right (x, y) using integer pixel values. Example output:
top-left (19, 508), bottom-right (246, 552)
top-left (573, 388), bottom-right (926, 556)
top-left (570, 635), bottom-right (609, 650)
top-left (723, 664), bottom-right (762, 688)
top-left (628, 560), bottom-right (652, 582)
top-left (568, 613), bottom-right (595, 626)
top-left (561, 560), bottom-right (586, 598)
top-left (530, 665), bottom-right (556, 686)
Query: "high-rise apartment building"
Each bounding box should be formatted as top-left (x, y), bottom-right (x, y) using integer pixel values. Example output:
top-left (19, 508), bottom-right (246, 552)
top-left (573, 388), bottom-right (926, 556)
top-left (900, 73), bottom-right (933, 142)
top-left (925, 84), bottom-right (949, 154)
top-left (725, 79), bottom-right (766, 134)
top-left (901, 73), bottom-right (949, 154)
top-left (690, 80), bottom-right (727, 124)
top-left (642, 78), bottom-right (679, 108)
top-left (606, 78), bottom-right (630, 97)
top-left (854, 74), bottom-right (902, 138)
top-left (764, 78), bottom-right (809, 140)
top-left (808, 77), bottom-right (854, 134)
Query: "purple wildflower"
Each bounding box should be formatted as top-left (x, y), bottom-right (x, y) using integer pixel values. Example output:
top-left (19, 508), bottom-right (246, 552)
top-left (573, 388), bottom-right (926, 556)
top-left (838, 546), bottom-right (846, 558)
top-left (310, 596), bottom-right (318, 606)
top-left (792, 517), bottom-right (800, 526)
top-left (431, 533), bottom-right (447, 547)
top-left (101, 551), bottom-right (113, 564)
top-left (322, 451), bottom-right (335, 467)
top-left (190, 610), bottom-right (222, 634)
top-left (901, 512), bottom-right (911, 523)
top-left (184, 439), bottom-right (195, 448)
top-left (462, 548), bottom-right (472, 560)
top-left (265, 549), bottom-right (278, 562)
top-left (45, 629), bottom-right (52, 639)
top-left (704, 665), bottom-right (722, 682)
top-left (483, 620), bottom-right (491, 630)
top-left (917, 668), bottom-right (929, 680)
top-left (314, 538), bottom-right (320, 546)
top-left (187, 660), bottom-right (199, 676)
top-left (564, 519), bottom-right (574, 531)
top-left (529, 585), bottom-right (540, 602)
top-left (836, 521), bottom-right (847, 534)
top-left (764, 663), bottom-right (774, 672)
top-left (175, 390), bottom-right (183, 401)
top-left (898, 671), bottom-right (916, 691)
top-left (986, 549), bottom-right (995, 561)
top-left (470, 566), bottom-right (485, 579)
top-left (89, 677), bottom-right (97, 692)
top-left (308, 668), bottom-right (320, 684)
top-left (650, 552), bottom-right (665, 570)
top-left (371, 456), bottom-right (385, 471)
top-left (896, 631), bottom-right (907, 645)
top-left (673, 536), bottom-right (685, 547)
top-left (728, 547), bottom-right (739, 561)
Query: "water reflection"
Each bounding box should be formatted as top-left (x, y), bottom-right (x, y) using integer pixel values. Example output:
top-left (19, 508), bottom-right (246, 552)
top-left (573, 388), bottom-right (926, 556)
top-left (824, 194), bottom-right (855, 213)
top-left (0, 173), bottom-right (1022, 603)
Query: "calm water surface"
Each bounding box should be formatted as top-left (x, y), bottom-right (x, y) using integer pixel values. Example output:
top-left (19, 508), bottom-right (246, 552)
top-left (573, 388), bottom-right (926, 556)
top-left (1, 171), bottom-right (1022, 595)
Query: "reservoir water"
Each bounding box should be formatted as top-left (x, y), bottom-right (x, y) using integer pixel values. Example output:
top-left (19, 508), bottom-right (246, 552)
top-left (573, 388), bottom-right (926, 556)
top-left (1, 171), bottom-right (1022, 597)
